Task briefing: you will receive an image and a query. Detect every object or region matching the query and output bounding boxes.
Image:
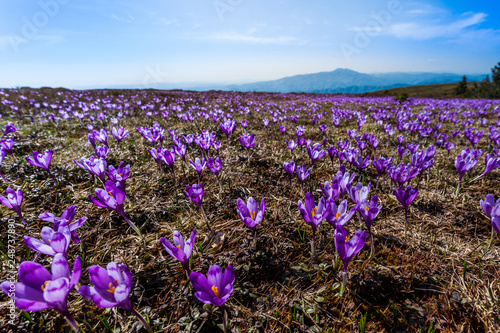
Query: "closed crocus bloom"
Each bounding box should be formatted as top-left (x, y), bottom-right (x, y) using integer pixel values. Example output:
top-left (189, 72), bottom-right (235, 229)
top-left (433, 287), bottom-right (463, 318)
top-left (1, 254), bottom-right (82, 332)
top-left (160, 229), bottom-right (197, 275)
top-left (298, 192), bottom-right (326, 255)
top-left (358, 196), bottom-right (382, 230)
top-left (307, 144), bottom-right (326, 165)
top-left (190, 265), bottom-right (235, 307)
top-left (394, 185), bottom-right (418, 211)
top-left (94, 145), bottom-right (109, 159)
top-left (190, 157), bottom-right (207, 176)
top-left (78, 262), bottom-right (153, 333)
top-left (2, 122), bottom-right (17, 137)
top-left (237, 197), bottom-right (265, 228)
top-left (0, 188), bottom-right (26, 224)
top-left (492, 211), bottom-right (500, 235)
top-left (239, 133), bottom-right (255, 148)
top-left (471, 153), bottom-right (500, 182)
top-left (38, 205), bottom-right (87, 244)
top-left (92, 128), bottom-right (109, 147)
top-left (185, 183), bottom-right (204, 209)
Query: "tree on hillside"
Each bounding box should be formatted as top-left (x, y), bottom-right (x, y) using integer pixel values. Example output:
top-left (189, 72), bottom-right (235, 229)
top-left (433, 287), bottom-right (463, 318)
top-left (492, 62), bottom-right (500, 86)
top-left (454, 75), bottom-right (468, 95)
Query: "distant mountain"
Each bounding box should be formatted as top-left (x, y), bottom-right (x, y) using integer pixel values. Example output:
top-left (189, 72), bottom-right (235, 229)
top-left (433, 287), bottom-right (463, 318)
top-left (97, 68), bottom-right (488, 94)
top-left (225, 68), bottom-right (488, 94)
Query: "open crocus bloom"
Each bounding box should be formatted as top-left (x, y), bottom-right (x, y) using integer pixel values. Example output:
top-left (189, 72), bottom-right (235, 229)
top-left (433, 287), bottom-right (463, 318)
top-left (190, 265), bottom-right (235, 307)
top-left (237, 197), bottom-right (265, 228)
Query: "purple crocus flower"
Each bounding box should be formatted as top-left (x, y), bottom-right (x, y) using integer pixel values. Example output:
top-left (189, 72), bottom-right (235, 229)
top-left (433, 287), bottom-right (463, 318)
top-left (327, 146), bottom-right (338, 169)
top-left (324, 199), bottom-right (356, 228)
top-left (492, 211), bottom-right (500, 237)
top-left (185, 183), bottom-right (210, 227)
top-left (373, 156), bottom-right (392, 187)
top-left (74, 156), bottom-right (107, 185)
top-left (296, 164), bottom-right (312, 195)
top-left (24, 220), bottom-right (72, 257)
top-left (189, 157), bottom-right (206, 184)
top-left (89, 180), bottom-right (141, 237)
top-left (190, 264), bottom-right (235, 330)
top-left (394, 185), bottom-right (418, 236)
top-left (237, 197), bottom-right (265, 228)
top-left (397, 145), bottom-right (408, 162)
top-left (184, 134), bottom-right (194, 146)
top-left (78, 262), bottom-right (153, 333)
top-left (298, 192), bottom-right (326, 255)
top-left (220, 119), bottom-right (236, 146)
top-left (0, 138), bottom-right (14, 153)
top-left (334, 225), bottom-right (366, 296)
top-left (2, 122), bottom-right (17, 138)
top-left (38, 205), bottom-right (87, 244)
top-left (286, 139), bottom-right (298, 159)
top-left (207, 157), bottom-right (223, 191)
top-left (480, 194), bottom-right (500, 219)
top-left (148, 147), bottom-right (163, 172)
top-left (284, 161), bottom-right (295, 189)
top-left (0, 188), bottom-right (26, 224)
top-left (471, 153), bottom-right (500, 182)
top-left (174, 143), bottom-right (188, 167)
top-left (241, 120), bottom-right (248, 128)
top-left (307, 144), bottom-right (326, 166)
top-left (336, 167), bottom-right (356, 199)
top-left (347, 182), bottom-right (371, 205)
top-left (455, 148), bottom-right (482, 195)
top-left (160, 147), bottom-right (177, 185)
top-left (94, 145), bottom-right (109, 159)
top-left (92, 128), bottom-right (109, 147)
top-left (358, 196), bottom-right (382, 255)
top-left (319, 124), bottom-right (327, 133)
top-left (239, 133), bottom-right (255, 164)
top-left (320, 180), bottom-right (339, 202)
top-left (443, 141), bottom-right (455, 155)
top-left (1, 253), bottom-right (82, 332)
top-left (26, 149), bottom-right (57, 185)
top-left (160, 229), bottom-right (197, 276)
top-left (0, 146), bottom-right (6, 182)
top-left (105, 162), bottom-right (130, 188)
top-left (111, 126), bottom-right (129, 148)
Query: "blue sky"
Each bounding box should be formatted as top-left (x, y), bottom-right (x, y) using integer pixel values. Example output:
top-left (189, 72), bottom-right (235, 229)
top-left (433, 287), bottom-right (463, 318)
top-left (0, 0), bottom-right (499, 88)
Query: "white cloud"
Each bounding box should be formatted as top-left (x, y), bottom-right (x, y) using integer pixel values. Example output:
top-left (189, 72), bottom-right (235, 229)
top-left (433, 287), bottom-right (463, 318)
top-left (384, 12), bottom-right (487, 40)
top-left (208, 33), bottom-right (297, 44)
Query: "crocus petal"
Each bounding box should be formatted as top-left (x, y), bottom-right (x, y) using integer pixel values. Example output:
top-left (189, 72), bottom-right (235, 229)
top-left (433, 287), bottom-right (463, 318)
top-left (23, 236), bottom-right (57, 256)
top-left (43, 278), bottom-right (70, 304)
top-left (51, 253), bottom-right (70, 280)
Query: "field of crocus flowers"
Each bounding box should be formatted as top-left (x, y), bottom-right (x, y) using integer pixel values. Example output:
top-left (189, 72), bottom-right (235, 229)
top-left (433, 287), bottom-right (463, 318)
top-left (0, 87), bottom-right (500, 333)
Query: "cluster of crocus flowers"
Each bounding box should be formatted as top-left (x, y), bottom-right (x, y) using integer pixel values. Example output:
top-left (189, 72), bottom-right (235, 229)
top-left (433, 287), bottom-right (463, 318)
top-left (1, 254), bottom-right (82, 332)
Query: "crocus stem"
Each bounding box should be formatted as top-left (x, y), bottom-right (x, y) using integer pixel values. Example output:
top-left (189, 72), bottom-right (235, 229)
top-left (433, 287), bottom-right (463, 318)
top-left (300, 182), bottom-right (304, 196)
top-left (197, 173), bottom-right (201, 185)
top-left (216, 174), bottom-right (223, 192)
top-left (376, 176), bottom-right (379, 189)
top-left (247, 148), bottom-right (250, 165)
top-left (311, 228), bottom-right (316, 256)
top-left (171, 167), bottom-right (177, 186)
top-left (369, 229), bottom-right (375, 259)
top-left (48, 170), bottom-right (58, 186)
top-left (340, 270), bottom-right (347, 296)
top-left (119, 211), bottom-right (142, 237)
top-left (63, 313), bottom-right (79, 333)
top-left (221, 304), bottom-right (228, 333)
top-left (455, 180), bottom-right (461, 199)
top-left (200, 205), bottom-right (211, 229)
top-left (487, 225), bottom-right (495, 250)
top-left (130, 308), bottom-right (154, 333)
top-left (404, 209), bottom-right (408, 239)
top-left (289, 177), bottom-right (292, 190)
top-left (252, 227), bottom-right (257, 246)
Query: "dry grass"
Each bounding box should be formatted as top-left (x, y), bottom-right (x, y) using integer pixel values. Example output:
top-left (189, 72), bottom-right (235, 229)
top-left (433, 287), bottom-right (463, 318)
top-left (0, 88), bottom-right (499, 333)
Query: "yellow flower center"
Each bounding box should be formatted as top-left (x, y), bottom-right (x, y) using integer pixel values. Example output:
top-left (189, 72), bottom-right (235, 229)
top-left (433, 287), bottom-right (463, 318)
top-left (250, 211), bottom-right (256, 219)
top-left (107, 280), bottom-right (118, 294)
top-left (177, 245), bottom-right (181, 249)
top-left (312, 207), bottom-right (317, 217)
top-left (336, 212), bottom-right (341, 220)
top-left (365, 206), bottom-right (369, 211)
top-left (108, 191), bottom-right (113, 197)
top-left (41, 280), bottom-right (50, 291)
top-left (345, 236), bottom-right (350, 242)
top-left (212, 285), bottom-right (220, 297)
